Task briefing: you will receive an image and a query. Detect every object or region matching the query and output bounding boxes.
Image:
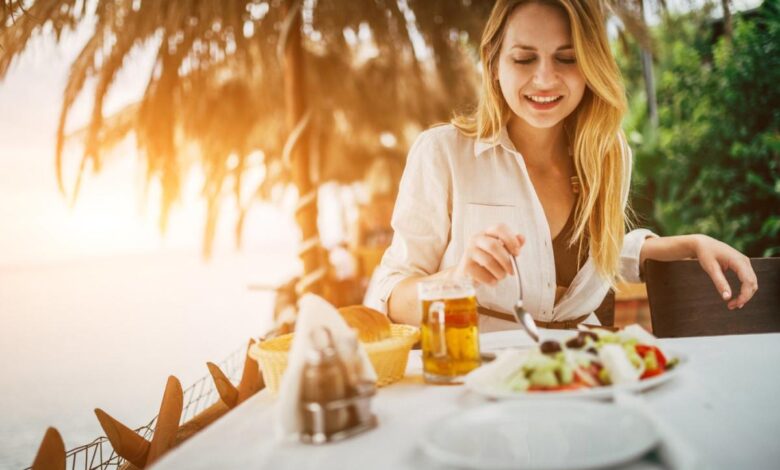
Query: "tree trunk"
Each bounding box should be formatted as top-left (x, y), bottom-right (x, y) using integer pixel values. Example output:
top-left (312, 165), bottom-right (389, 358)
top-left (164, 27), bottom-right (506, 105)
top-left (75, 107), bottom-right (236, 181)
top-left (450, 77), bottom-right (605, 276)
top-left (641, 49), bottom-right (658, 129)
top-left (281, 0), bottom-right (322, 296)
top-left (721, 0), bottom-right (733, 40)
top-left (637, 0), bottom-right (658, 130)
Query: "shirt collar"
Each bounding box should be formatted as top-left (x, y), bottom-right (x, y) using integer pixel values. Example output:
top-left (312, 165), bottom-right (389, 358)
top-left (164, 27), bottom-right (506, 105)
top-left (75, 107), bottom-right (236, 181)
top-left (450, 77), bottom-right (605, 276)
top-left (473, 125), bottom-right (518, 157)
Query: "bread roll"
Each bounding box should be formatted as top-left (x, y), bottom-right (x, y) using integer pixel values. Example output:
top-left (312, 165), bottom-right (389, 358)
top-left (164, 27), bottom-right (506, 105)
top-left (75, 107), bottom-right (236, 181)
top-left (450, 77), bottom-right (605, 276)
top-left (338, 305), bottom-right (392, 343)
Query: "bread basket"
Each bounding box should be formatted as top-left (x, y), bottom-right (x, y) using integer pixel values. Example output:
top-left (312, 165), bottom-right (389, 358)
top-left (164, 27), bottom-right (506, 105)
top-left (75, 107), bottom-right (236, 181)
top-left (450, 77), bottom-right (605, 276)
top-left (250, 324), bottom-right (420, 395)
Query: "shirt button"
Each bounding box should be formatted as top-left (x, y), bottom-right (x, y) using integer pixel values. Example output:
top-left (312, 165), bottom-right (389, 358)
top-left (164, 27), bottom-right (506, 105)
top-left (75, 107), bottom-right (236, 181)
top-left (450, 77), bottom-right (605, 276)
top-left (547, 282), bottom-right (551, 288)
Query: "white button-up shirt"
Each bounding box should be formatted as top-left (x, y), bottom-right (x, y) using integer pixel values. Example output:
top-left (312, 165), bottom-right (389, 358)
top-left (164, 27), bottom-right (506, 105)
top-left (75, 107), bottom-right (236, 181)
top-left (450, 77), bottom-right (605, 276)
top-left (364, 124), bottom-right (655, 332)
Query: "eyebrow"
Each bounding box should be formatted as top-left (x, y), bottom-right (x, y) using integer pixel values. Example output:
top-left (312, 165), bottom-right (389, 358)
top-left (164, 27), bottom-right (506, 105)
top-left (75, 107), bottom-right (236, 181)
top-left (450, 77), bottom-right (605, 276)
top-left (510, 44), bottom-right (574, 51)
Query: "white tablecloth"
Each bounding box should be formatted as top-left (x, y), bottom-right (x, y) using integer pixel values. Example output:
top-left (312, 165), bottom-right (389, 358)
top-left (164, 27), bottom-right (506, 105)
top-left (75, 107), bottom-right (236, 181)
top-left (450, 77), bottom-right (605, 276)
top-left (152, 331), bottom-right (780, 469)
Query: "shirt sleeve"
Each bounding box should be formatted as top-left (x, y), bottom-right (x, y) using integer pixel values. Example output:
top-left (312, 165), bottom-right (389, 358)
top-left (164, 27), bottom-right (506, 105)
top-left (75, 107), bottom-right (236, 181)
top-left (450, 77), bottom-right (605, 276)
top-left (363, 130), bottom-right (452, 314)
top-left (618, 134), bottom-right (658, 283)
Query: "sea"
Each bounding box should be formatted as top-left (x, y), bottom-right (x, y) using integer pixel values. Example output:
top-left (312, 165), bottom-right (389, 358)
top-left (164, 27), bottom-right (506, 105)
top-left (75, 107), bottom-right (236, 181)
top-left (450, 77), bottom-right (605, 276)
top-left (0, 247), bottom-right (299, 468)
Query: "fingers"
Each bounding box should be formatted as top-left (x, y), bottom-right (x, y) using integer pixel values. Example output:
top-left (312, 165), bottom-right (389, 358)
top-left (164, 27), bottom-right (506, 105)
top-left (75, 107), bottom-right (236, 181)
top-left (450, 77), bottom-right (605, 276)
top-left (728, 257), bottom-right (758, 310)
top-left (701, 255), bottom-right (759, 310)
top-left (475, 236), bottom-right (513, 275)
top-left (471, 245), bottom-right (507, 282)
top-left (484, 224), bottom-right (524, 256)
top-left (701, 258), bottom-right (733, 304)
top-left (461, 225), bottom-right (525, 285)
top-left (467, 260), bottom-right (500, 285)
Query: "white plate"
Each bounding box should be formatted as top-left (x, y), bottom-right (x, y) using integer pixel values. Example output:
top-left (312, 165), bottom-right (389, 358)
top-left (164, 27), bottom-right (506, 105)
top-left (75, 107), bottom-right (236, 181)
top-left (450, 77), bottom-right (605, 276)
top-left (421, 401), bottom-right (659, 470)
top-left (465, 351), bottom-right (687, 401)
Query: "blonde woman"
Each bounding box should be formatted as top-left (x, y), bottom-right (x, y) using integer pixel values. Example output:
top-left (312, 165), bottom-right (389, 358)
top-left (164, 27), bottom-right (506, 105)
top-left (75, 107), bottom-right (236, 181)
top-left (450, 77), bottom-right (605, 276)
top-left (365, 0), bottom-right (758, 331)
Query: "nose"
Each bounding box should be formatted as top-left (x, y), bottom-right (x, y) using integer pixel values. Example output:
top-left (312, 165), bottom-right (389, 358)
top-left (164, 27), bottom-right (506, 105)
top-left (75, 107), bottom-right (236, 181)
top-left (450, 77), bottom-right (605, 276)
top-left (532, 58), bottom-right (558, 88)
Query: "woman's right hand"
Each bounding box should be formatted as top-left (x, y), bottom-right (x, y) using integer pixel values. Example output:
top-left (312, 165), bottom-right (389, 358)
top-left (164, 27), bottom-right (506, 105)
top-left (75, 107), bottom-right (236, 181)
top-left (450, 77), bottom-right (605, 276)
top-left (454, 224), bottom-right (525, 285)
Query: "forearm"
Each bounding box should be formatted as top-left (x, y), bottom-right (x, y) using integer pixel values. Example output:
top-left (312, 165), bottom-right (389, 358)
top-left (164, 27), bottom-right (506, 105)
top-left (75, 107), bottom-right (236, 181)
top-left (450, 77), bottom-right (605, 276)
top-left (639, 234), bottom-right (702, 266)
top-left (387, 267), bottom-right (457, 326)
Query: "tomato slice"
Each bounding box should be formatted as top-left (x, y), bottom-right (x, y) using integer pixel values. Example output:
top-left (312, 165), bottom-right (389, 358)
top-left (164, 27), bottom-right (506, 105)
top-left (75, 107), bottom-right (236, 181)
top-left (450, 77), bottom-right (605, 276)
top-left (636, 344), bottom-right (668, 379)
top-left (641, 367), bottom-right (664, 379)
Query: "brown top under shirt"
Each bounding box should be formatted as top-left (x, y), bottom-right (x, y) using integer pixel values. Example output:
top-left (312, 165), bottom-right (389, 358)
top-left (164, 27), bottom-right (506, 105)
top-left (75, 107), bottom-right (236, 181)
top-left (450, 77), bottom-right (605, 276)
top-left (552, 205), bottom-right (588, 305)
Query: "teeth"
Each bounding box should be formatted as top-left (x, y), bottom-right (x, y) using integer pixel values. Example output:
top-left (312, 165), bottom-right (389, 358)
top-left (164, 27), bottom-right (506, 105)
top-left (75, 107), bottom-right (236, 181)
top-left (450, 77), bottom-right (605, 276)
top-left (526, 95), bottom-right (561, 103)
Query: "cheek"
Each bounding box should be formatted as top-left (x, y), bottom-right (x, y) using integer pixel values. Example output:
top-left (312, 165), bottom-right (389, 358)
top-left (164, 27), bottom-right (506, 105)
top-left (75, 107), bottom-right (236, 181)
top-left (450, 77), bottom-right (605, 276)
top-left (497, 66), bottom-right (527, 104)
top-left (565, 71), bottom-right (587, 103)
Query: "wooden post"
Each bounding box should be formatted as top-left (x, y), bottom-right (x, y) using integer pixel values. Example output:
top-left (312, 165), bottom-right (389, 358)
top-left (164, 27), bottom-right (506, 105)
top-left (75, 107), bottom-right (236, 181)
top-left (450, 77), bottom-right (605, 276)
top-left (281, 0), bottom-right (323, 296)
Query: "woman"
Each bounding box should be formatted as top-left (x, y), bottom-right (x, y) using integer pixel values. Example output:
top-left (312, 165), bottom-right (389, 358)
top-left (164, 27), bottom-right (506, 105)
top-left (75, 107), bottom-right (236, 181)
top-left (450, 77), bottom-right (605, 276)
top-left (365, 0), bottom-right (758, 331)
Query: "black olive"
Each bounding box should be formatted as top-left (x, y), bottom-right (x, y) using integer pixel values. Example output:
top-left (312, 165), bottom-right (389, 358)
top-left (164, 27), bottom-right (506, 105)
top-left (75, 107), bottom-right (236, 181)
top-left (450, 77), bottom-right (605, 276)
top-left (540, 340), bottom-right (562, 355)
top-left (586, 347), bottom-right (598, 355)
top-left (579, 331), bottom-right (598, 342)
top-left (565, 336), bottom-right (585, 349)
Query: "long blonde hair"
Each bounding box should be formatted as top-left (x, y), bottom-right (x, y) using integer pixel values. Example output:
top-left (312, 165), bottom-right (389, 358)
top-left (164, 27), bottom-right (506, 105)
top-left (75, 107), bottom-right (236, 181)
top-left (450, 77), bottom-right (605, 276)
top-left (453, 0), bottom-right (629, 282)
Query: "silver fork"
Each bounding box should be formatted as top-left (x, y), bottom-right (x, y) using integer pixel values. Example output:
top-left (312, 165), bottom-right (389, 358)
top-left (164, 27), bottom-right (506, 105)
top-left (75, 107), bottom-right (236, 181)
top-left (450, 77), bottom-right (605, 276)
top-left (509, 254), bottom-right (540, 343)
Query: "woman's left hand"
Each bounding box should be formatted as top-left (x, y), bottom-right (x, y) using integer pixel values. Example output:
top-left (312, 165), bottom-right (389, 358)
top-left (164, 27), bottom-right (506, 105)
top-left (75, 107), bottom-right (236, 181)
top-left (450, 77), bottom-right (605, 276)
top-left (691, 235), bottom-right (758, 310)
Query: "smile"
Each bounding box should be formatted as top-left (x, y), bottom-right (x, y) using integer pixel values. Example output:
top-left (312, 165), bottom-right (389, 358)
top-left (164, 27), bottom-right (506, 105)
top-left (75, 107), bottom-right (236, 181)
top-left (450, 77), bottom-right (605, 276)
top-left (524, 94), bottom-right (563, 111)
top-left (524, 95), bottom-right (563, 103)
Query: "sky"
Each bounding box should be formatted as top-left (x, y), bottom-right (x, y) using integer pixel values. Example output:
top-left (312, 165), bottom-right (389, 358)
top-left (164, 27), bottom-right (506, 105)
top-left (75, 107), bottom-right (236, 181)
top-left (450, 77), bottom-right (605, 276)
top-left (0, 18), bottom-right (304, 267)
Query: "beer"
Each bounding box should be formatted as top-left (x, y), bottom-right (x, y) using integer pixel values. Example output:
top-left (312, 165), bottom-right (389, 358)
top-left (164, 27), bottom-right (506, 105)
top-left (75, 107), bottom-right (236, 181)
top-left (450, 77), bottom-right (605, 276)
top-left (418, 280), bottom-right (481, 384)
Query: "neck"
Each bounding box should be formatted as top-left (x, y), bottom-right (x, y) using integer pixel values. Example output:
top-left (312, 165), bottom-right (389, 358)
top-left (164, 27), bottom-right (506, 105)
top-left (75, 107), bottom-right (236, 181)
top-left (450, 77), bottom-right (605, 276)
top-left (506, 118), bottom-right (569, 169)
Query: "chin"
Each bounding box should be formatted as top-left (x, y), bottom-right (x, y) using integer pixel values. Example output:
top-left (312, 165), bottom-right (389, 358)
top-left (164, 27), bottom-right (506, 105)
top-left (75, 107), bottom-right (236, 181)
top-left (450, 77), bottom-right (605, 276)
top-left (520, 114), bottom-right (566, 129)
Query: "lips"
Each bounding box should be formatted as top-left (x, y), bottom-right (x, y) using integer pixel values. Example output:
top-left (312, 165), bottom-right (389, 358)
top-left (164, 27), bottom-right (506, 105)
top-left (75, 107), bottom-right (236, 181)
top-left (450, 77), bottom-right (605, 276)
top-left (524, 94), bottom-right (563, 110)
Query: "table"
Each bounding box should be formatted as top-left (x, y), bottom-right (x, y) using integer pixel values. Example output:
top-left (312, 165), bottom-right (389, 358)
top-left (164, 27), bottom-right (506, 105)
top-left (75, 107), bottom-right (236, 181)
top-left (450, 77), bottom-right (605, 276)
top-left (152, 331), bottom-right (780, 469)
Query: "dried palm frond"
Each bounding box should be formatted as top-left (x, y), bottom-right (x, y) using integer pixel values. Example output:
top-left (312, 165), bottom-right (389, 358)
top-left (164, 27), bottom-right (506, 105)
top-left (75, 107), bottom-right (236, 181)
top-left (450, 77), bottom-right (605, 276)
top-left (1, 0), bottom-right (491, 257)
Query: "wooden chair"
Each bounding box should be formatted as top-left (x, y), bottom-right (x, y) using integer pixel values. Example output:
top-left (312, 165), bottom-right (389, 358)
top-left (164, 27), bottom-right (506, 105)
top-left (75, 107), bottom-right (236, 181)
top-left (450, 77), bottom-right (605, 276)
top-left (31, 427), bottom-right (65, 470)
top-left (645, 258), bottom-right (780, 338)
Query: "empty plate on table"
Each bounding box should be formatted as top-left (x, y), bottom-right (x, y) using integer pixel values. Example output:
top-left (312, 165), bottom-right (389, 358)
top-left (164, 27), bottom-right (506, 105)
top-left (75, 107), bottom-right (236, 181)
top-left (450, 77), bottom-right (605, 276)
top-left (420, 401), bottom-right (658, 470)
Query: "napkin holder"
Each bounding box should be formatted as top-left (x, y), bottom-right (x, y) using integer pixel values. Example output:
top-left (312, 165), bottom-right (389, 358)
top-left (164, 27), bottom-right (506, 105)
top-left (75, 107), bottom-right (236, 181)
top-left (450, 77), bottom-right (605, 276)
top-left (299, 380), bottom-right (378, 444)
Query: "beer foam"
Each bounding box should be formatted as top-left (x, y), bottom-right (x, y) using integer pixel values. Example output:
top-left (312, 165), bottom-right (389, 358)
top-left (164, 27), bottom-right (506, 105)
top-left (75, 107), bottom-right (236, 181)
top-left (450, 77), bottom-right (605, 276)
top-left (417, 279), bottom-right (476, 301)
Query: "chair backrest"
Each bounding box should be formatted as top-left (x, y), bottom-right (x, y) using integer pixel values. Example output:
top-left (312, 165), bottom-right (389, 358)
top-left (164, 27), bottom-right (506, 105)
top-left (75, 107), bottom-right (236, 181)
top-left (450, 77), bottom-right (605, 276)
top-left (594, 290), bottom-right (615, 327)
top-left (646, 258), bottom-right (780, 338)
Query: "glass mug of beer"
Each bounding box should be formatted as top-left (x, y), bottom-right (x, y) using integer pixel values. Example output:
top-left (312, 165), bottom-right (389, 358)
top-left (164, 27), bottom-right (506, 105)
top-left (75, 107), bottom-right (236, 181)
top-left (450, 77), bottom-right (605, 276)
top-left (418, 278), bottom-right (481, 384)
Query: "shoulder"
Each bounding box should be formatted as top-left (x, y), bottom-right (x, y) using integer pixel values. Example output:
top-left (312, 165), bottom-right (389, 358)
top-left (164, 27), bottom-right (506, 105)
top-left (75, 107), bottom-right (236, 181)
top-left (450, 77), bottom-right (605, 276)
top-left (408, 124), bottom-right (475, 162)
top-left (416, 123), bottom-right (473, 147)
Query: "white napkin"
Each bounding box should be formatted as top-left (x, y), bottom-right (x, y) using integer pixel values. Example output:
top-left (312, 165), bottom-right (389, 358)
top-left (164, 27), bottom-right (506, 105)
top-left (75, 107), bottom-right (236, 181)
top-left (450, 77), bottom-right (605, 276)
top-left (614, 391), bottom-right (703, 470)
top-left (274, 294), bottom-right (377, 439)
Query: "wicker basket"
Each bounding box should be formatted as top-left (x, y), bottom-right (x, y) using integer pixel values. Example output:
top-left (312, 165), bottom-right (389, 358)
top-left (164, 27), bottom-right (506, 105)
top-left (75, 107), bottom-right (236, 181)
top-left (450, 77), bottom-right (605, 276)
top-left (249, 324), bottom-right (420, 395)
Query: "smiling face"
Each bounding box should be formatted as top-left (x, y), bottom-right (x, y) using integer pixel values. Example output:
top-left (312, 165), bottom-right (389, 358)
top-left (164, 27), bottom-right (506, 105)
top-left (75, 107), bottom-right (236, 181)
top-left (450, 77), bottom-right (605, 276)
top-left (496, 2), bottom-right (587, 130)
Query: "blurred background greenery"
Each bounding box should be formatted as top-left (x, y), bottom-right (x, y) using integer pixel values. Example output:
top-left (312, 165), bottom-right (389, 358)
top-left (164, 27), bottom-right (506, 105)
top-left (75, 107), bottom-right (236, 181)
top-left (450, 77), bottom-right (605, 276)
top-left (619, 0), bottom-right (779, 257)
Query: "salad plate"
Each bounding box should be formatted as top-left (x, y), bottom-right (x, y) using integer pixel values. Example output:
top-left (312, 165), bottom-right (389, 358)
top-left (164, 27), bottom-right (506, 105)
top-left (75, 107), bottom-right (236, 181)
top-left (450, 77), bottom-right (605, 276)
top-left (420, 400), bottom-right (659, 469)
top-left (466, 325), bottom-right (686, 400)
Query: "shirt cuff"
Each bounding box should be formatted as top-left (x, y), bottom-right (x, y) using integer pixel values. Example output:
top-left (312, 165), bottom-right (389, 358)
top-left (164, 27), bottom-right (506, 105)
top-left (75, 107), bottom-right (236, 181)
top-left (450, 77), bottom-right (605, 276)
top-left (362, 266), bottom-right (411, 315)
top-left (620, 228), bottom-right (658, 283)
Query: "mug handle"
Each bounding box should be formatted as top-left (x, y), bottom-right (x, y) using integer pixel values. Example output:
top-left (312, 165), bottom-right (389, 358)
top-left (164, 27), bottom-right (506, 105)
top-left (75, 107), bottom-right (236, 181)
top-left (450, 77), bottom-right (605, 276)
top-left (429, 301), bottom-right (448, 358)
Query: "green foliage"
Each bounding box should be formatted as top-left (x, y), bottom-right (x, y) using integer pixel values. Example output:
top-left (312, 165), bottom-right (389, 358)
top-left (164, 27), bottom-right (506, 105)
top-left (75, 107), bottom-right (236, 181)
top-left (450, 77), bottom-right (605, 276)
top-left (620, 0), bottom-right (780, 257)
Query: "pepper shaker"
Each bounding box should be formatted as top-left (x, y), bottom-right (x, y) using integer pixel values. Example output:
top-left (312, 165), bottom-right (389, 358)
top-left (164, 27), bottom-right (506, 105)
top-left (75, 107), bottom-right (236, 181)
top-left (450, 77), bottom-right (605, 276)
top-left (300, 328), bottom-right (351, 438)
